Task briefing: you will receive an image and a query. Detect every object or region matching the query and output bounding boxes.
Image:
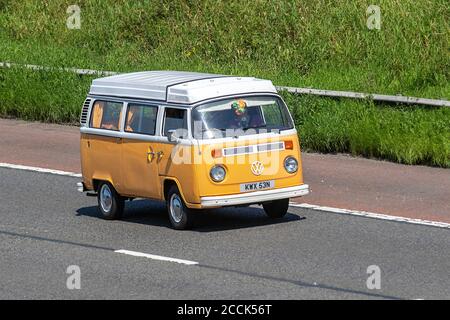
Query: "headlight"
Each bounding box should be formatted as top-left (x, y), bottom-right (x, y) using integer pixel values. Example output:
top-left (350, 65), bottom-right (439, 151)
top-left (284, 156), bottom-right (298, 173)
top-left (210, 165), bottom-right (226, 182)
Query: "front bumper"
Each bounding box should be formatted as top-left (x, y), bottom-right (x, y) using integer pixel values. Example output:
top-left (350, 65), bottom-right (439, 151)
top-left (77, 182), bottom-right (85, 192)
top-left (200, 184), bottom-right (309, 208)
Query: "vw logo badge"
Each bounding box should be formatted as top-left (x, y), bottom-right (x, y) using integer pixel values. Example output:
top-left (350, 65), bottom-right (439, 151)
top-left (251, 161), bottom-right (264, 176)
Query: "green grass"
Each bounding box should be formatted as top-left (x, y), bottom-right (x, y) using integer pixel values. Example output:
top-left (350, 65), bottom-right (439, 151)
top-left (0, 0), bottom-right (448, 97)
top-left (0, 67), bottom-right (93, 124)
top-left (282, 93), bottom-right (450, 167)
top-left (1, 67), bottom-right (448, 167)
top-left (0, 0), bottom-right (449, 167)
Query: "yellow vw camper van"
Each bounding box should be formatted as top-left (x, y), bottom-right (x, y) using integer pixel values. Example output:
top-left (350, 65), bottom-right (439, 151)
top-left (78, 71), bottom-right (309, 229)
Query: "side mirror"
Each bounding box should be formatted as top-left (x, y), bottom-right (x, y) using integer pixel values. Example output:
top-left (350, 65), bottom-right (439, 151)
top-left (167, 129), bottom-right (180, 143)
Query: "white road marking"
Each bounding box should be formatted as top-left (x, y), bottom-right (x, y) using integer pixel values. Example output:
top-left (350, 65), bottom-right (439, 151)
top-left (1, 162), bottom-right (449, 229)
top-left (114, 249), bottom-right (199, 266)
top-left (0, 162), bottom-right (81, 178)
top-left (290, 202), bottom-right (450, 229)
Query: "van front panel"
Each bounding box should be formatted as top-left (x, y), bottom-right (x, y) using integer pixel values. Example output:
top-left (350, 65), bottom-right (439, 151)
top-left (193, 132), bottom-right (304, 198)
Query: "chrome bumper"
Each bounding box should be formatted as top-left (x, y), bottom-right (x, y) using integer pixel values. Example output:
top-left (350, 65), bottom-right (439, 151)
top-left (200, 184), bottom-right (309, 208)
top-left (77, 182), bottom-right (85, 193)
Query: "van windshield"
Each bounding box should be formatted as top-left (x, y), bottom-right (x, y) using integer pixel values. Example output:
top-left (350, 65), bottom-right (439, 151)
top-left (192, 96), bottom-right (293, 139)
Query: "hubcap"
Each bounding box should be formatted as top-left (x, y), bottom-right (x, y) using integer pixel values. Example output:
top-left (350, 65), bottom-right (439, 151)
top-left (169, 193), bottom-right (183, 223)
top-left (100, 184), bottom-right (113, 213)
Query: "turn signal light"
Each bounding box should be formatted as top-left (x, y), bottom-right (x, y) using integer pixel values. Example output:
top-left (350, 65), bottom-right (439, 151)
top-left (284, 140), bottom-right (294, 150)
top-left (211, 149), bottom-right (222, 158)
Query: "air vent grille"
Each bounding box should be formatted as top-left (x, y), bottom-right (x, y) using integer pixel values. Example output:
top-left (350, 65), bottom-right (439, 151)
top-left (80, 98), bottom-right (91, 126)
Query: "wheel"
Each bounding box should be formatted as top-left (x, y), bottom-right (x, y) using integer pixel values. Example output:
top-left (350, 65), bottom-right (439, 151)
top-left (166, 185), bottom-right (192, 230)
top-left (97, 181), bottom-right (124, 220)
top-left (263, 198), bottom-right (289, 218)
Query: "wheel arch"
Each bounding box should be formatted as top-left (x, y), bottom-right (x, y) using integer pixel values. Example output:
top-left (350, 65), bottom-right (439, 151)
top-left (91, 173), bottom-right (115, 192)
top-left (162, 178), bottom-right (191, 204)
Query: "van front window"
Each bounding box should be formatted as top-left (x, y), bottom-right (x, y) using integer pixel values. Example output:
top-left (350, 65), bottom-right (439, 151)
top-left (192, 96), bottom-right (293, 139)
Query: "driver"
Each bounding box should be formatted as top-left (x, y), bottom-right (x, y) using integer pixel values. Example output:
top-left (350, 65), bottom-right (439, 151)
top-left (229, 99), bottom-right (250, 129)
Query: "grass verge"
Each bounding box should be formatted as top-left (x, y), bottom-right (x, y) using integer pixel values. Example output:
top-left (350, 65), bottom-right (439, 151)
top-left (282, 93), bottom-right (450, 167)
top-left (0, 0), bottom-right (448, 98)
top-left (0, 1), bottom-right (448, 167)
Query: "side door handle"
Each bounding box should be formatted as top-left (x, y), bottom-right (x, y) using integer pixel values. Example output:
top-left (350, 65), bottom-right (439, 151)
top-left (147, 146), bottom-right (155, 162)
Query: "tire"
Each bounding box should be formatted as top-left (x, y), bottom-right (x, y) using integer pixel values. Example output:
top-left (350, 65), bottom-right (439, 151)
top-left (263, 198), bottom-right (289, 218)
top-left (97, 181), bottom-right (125, 220)
top-left (166, 185), bottom-right (192, 230)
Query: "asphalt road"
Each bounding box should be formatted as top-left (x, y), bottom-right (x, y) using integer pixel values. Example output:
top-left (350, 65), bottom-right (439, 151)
top-left (0, 167), bottom-right (449, 299)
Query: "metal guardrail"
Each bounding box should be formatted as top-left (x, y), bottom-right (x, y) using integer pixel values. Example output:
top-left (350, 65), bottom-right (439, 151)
top-left (0, 62), bottom-right (118, 77)
top-left (1, 61), bottom-right (449, 107)
top-left (276, 86), bottom-right (450, 107)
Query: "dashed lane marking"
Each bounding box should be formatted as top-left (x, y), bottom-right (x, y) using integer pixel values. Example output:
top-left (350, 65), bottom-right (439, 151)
top-left (114, 249), bottom-right (199, 265)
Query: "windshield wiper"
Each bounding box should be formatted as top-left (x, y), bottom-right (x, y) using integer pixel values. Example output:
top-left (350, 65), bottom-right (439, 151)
top-left (200, 128), bottom-right (228, 133)
top-left (242, 124), bottom-right (267, 131)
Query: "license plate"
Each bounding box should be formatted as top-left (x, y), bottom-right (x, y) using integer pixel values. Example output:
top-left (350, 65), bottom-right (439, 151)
top-left (240, 180), bottom-right (275, 192)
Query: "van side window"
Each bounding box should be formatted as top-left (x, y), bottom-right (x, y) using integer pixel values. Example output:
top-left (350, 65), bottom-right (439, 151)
top-left (90, 100), bottom-right (123, 131)
top-left (163, 108), bottom-right (188, 138)
top-left (125, 104), bottom-right (158, 135)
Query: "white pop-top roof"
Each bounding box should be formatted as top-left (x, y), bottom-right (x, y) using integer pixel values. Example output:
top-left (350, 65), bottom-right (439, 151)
top-left (89, 71), bottom-right (277, 104)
